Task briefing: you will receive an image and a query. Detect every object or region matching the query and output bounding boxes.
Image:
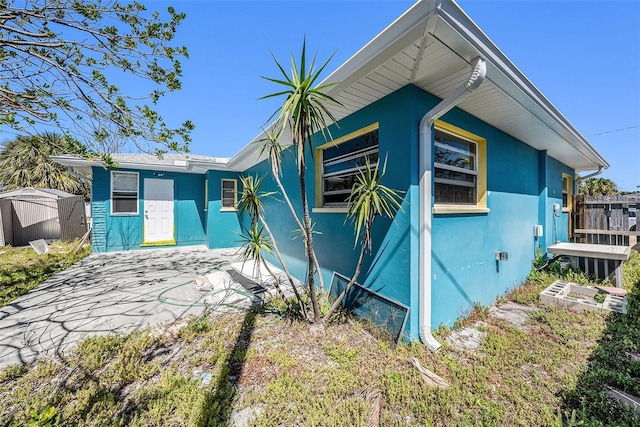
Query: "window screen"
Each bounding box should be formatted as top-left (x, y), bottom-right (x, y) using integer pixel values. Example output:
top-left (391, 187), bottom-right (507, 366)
top-left (321, 129), bottom-right (378, 207)
top-left (111, 171), bottom-right (138, 214)
top-left (434, 129), bottom-right (478, 205)
top-left (221, 179), bottom-right (237, 209)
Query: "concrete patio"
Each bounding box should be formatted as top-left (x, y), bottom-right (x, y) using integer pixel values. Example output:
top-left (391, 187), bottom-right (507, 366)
top-left (0, 245), bottom-right (267, 369)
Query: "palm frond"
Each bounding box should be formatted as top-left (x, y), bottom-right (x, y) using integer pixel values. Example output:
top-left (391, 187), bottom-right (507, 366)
top-left (347, 156), bottom-right (404, 249)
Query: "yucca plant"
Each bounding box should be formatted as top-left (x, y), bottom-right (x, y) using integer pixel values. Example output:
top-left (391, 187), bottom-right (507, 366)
top-left (261, 39), bottom-right (343, 323)
top-left (235, 221), bottom-right (291, 304)
top-left (237, 175), bottom-right (307, 318)
top-left (322, 157), bottom-right (403, 321)
top-left (256, 127), bottom-right (325, 293)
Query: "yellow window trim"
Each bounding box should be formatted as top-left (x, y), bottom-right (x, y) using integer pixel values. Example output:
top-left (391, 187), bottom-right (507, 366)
top-left (204, 179), bottom-right (209, 212)
top-left (562, 173), bottom-right (573, 212)
top-left (314, 123), bottom-right (379, 209)
top-left (433, 120), bottom-right (487, 213)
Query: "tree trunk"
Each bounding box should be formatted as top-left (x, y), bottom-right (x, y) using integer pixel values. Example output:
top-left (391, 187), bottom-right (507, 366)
top-left (297, 122), bottom-right (321, 323)
top-left (300, 165), bottom-right (321, 322)
top-left (272, 168), bottom-right (326, 293)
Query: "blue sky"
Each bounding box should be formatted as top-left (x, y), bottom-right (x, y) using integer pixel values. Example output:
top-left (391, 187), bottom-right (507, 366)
top-left (147, 0), bottom-right (638, 191)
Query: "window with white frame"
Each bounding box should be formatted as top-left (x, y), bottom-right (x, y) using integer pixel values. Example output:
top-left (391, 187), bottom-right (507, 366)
top-left (111, 171), bottom-right (139, 214)
top-left (318, 127), bottom-right (379, 207)
top-left (221, 179), bottom-right (237, 210)
top-left (434, 125), bottom-right (484, 206)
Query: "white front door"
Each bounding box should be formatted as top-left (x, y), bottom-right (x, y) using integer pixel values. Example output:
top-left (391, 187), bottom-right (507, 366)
top-left (143, 178), bottom-right (174, 243)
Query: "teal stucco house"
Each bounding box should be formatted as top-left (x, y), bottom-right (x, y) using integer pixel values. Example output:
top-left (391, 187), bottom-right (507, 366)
top-left (54, 0), bottom-right (609, 349)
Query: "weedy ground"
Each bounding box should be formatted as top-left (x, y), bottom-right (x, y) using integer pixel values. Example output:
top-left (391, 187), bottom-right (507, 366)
top-left (0, 241), bottom-right (90, 307)
top-left (0, 248), bottom-right (638, 426)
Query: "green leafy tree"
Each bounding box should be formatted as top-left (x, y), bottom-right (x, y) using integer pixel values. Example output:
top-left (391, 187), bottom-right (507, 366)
top-left (261, 40), bottom-right (341, 323)
top-left (0, 0), bottom-right (193, 157)
top-left (578, 177), bottom-right (619, 196)
top-left (0, 133), bottom-right (89, 196)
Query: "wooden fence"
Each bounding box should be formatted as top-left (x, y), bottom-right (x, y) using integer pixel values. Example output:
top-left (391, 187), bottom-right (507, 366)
top-left (573, 195), bottom-right (639, 246)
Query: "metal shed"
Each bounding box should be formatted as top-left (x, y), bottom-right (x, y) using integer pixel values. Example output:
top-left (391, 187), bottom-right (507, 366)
top-left (0, 188), bottom-right (86, 246)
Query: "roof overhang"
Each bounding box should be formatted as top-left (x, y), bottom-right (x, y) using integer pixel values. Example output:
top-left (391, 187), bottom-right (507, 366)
top-left (53, 0), bottom-right (608, 174)
top-left (239, 0), bottom-right (608, 173)
top-left (51, 154), bottom-right (232, 175)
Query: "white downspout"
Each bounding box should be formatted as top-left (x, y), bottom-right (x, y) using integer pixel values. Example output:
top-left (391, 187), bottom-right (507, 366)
top-left (574, 167), bottom-right (604, 195)
top-left (419, 57), bottom-right (486, 352)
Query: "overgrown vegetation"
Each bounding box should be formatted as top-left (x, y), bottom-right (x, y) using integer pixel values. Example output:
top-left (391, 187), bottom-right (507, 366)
top-left (0, 241), bottom-right (90, 307)
top-left (1, 250), bottom-right (637, 426)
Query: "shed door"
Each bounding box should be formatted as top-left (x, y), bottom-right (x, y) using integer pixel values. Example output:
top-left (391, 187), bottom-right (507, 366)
top-left (57, 196), bottom-right (87, 241)
top-left (143, 178), bottom-right (175, 244)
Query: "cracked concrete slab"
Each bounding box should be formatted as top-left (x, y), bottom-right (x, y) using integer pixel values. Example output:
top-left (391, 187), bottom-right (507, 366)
top-left (0, 246), bottom-right (263, 369)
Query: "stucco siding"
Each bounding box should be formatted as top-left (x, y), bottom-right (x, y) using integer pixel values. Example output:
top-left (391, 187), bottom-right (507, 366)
top-left (91, 167), bottom-right (108, 252)
top-left (94, 167), bottom-right (206, 251)
top-left (244, 83), bottom-right (577, 338)
top-left (205, 170), bottom-right (242, 249)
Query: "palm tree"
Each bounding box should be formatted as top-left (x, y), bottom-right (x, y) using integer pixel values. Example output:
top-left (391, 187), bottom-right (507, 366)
top-left (237, 175), bottom-right (307, 318)
top-left (0, 133), bottom-right (89, 197)
top-left (322, 158), bottom-right (403, 321)
top-left (578, 177), bottom-right (619, 196)
top-left (261, 40), bottom-right (342, 322)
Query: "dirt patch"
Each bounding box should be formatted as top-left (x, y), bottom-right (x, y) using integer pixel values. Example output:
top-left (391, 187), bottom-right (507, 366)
top-left (447, 302), bottom-right (540, 352)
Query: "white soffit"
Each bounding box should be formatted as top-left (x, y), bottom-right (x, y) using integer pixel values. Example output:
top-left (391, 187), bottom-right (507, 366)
top-left (321, 0), bottom-right (607, 172)
top-left (241, 0), bottom-right (607, 173)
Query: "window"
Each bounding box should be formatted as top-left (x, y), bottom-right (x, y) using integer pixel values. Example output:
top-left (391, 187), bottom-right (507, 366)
top-left (221, 179), bottom-right (237, 210)
top-left (315, 124), bottom-right (379, 208)
top-left (433, 120), bottom-right (487, 212)
top-left (562, 173), bottom-right (573, 211)
top-left (111, 171), bottom-right (138, 214)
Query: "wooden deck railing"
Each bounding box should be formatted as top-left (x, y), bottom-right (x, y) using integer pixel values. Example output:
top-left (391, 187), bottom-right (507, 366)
top-left (573, 195), bottom-right (638, 247)
top-left (573, 229), bottom-right (639, 247)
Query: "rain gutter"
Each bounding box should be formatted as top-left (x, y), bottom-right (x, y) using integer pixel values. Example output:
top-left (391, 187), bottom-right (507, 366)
top-left (418, 56), bottom-right (486, 352)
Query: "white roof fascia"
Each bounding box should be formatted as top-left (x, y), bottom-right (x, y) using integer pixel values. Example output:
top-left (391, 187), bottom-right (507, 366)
top-left (51, 155), bottom-right (233, 174)
top-left (435, 0), bottom-right (609, 171)
top-left (227, 139), bottom-right (269, 172)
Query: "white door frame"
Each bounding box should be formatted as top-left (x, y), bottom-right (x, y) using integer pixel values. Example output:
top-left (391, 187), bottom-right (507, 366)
top-left (143, 178), bottom-right (175, 244)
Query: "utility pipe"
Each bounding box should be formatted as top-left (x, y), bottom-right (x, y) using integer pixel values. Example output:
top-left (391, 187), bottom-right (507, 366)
top-left (574, 166), bottom-right (604, 195)
top-left (418, 57), bottom-right (486, 352)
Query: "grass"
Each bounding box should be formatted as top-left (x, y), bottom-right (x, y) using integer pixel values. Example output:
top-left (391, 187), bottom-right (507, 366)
top-left (0, 250), bottom-right (638, 426)
top-left (0, 241), bottom-right (90, 307)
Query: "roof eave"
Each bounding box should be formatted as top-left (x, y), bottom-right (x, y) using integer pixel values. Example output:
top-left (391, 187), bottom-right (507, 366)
top-left (435, 0), bottom-right (609, 171)
top-left (51, 155), bottom-right (233, 174)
